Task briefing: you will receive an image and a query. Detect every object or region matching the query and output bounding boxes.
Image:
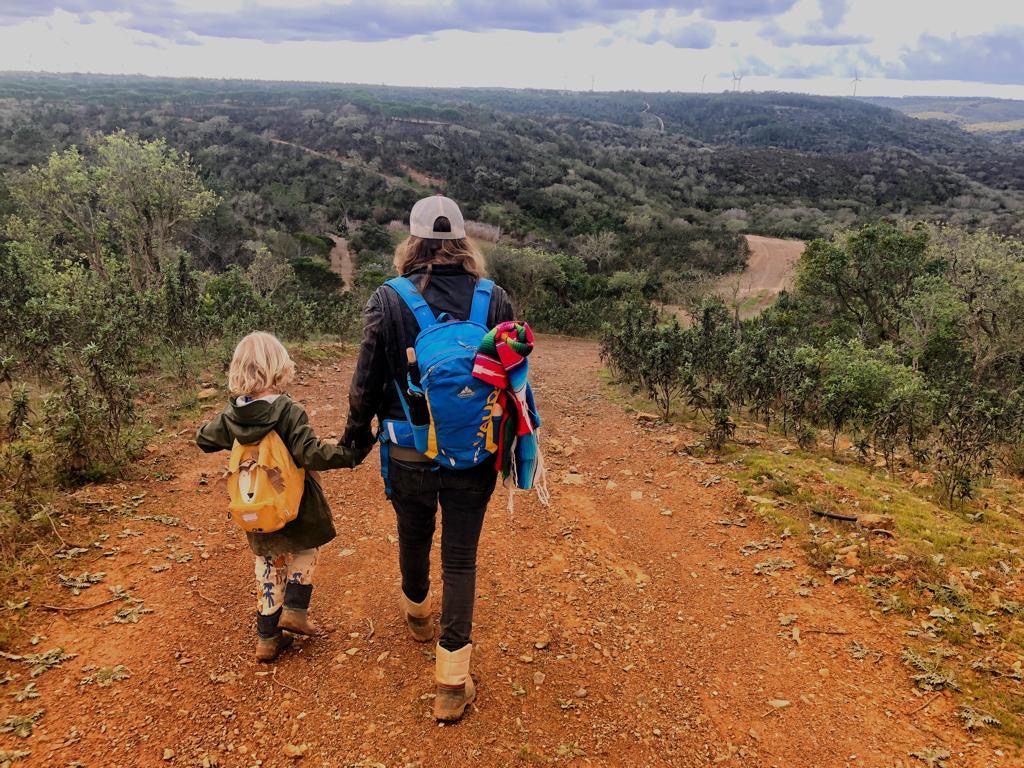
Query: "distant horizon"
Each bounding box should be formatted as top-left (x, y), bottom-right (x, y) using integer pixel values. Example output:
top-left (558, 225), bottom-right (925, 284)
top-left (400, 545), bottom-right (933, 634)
top-left (4, 68), bottom-right (1022, 104)
top-left (1, 2), bottom-right (1022, 101)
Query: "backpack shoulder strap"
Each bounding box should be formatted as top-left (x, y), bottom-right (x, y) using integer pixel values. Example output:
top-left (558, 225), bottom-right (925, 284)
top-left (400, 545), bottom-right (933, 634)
top-left (386, 277), bottom-right (437, 331)
top-left (469, 279), bottom-right (495, 327)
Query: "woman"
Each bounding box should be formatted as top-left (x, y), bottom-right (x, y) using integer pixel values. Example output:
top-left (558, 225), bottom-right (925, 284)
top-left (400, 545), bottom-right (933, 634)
top-left (342, 195), bottom-right (514, 721)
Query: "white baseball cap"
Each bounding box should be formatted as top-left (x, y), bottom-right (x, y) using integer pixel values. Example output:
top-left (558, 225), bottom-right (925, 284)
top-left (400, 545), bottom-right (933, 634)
top-left (409, 195), bottom-right (466, 240)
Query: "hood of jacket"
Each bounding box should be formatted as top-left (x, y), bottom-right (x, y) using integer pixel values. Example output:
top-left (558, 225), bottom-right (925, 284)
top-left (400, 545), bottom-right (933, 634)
top-left (218, 395), bottom-right (293, 444)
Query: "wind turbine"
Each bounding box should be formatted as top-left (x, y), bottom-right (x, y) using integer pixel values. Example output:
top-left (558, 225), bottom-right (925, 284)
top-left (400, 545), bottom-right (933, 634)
top-left (851, 70), bottom-right (862, 97)
top-left (732, 71), bottom-right (744, 92)
top-left (700, 74), bottom-right (707, 93)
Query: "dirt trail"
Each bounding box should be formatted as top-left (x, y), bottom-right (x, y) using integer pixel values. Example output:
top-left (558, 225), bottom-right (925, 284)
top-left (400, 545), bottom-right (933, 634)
top-left (326, 234), bottom-right (353, 291)
top-left (717, 236), bottom-right (805, 319)
top-left (3, 338), bottom-right (993, 767)
top-left (641, 101), bottom-right (666, 133)
top-left (267, 137), bottom-right (408, 188)
top-left (400, 165), bottom-right (445, 190)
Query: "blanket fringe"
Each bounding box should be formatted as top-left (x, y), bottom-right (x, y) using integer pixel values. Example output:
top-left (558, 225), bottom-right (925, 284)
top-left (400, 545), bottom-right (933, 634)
top-left (504, 441), bottom-right (551, 514)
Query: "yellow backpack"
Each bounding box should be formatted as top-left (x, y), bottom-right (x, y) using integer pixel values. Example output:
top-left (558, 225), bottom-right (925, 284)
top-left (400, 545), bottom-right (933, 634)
top-left (224, 431), bottom-right (305, 533)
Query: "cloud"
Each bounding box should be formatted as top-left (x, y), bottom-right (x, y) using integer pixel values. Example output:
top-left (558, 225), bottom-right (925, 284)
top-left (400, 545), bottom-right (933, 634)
top-left (818, 0), bottom-right (848, 28)
top-left (727, 56), bottom-right (774, 77)
top-left (0, 1), bottom-right (798, 43)
top-left (700, 0), bottom-right (797, 22)
top-left (0, 0), bottom-right (127, 18)
top-left (761, 22), bottom-right (871, 47)
top-left (886, 30), bottom-right (1024, 85)
top-left (643, 21), bottom-right (716, 49)
top-left (734, 48), bottom-right (881, 80)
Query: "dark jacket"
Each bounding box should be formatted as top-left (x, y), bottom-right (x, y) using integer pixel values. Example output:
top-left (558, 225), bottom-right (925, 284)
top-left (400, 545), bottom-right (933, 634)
top-left (342, 264), bottom-right (514, 451)
top-left (197, 395), bottom-right (364, 556)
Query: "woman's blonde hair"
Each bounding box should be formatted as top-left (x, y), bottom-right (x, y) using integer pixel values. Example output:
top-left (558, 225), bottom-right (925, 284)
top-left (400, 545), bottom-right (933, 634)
top-left (228, 331), bottom-right (295, 397)
top-left (393, 234), bottom-right (486, 280)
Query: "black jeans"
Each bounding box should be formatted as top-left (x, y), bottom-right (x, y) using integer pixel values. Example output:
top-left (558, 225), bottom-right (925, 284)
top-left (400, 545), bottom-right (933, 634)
top-left (388, 457), bottom-right (497, 651)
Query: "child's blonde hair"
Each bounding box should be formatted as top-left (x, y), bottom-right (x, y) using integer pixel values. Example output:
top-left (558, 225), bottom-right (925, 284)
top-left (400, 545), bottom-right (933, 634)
top-left (228, 332), bottom-right (295, 397)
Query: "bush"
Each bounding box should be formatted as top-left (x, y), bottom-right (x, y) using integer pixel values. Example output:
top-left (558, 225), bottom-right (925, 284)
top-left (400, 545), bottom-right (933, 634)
top-left (931, 396), bottom-right (1000, 507)
top-left (641, 320), bottom-right (688, 420)
top-left (349, 221), bottom-right (393, 257)
top-left (491, 245), bottom-right (621, 334)
top-left (44, 344), bottom-right (141, 483)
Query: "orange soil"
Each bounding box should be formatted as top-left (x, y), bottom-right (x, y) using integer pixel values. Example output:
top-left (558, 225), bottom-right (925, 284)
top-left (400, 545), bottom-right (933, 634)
top-left (1, 338), bottom-right (994, 767)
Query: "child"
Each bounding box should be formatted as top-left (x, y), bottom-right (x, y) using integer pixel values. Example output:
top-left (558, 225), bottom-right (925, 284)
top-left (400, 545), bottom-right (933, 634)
top-left (197, 332), bottom-right (368, 662)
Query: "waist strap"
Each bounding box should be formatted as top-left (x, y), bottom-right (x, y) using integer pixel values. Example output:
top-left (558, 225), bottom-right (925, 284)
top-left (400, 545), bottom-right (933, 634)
top-left (388, 444), bottom-right (433, 463)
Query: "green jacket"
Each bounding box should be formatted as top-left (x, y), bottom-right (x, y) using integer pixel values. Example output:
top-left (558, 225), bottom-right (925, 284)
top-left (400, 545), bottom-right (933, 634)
top-left (196, 395), bottom-right (362, 556)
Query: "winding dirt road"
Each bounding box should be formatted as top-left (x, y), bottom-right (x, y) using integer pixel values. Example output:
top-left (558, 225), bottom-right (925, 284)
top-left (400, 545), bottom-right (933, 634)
top-left (2, 338), bottom-right (992, 767)
top-left (717, 236), bottom-right (805, 319)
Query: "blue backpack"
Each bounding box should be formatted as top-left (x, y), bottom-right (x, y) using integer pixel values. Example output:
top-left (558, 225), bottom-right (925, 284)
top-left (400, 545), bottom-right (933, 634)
top-left (379, 276), bottom-right (499, 480)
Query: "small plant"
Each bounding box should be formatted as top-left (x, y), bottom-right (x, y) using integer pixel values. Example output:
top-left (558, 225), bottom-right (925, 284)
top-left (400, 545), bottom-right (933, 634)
top-left (705, 385), bottom-right (737, 451)
top-left (957, 706), bottom-right (1000, 731)
top-left (57, 571), bottom-right (106, 595)
top-left (0, 647), bottom-right (76, 677)
top-left (0, 710), bottom-right (43, 738)
top-left (80, 665), bottom-right (130, 687)
top-left (909, 746), bottom-right (949, 768)
top-left (901, 648), bottom-right (959, 691)
top-left (4, 384), bottom-right (30, 440)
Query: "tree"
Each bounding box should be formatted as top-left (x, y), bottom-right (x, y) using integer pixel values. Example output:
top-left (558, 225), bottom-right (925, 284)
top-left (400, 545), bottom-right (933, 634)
top-left (931, 395), bottom-right (1000, 507)
top-left (935, 227), bottom-right (1024, 386)
top-left (574, 231), bottom-right (620, 274)
top-left (162, 250), bottom-right (204, 350)
top-left (6, 146), bottom-right (110, 279)
top-left (796, 222), bottom-right (938, 344)
top-left (94, 131), bottom-right (219, 289)
top-left (7, 132), bottom-right (219, 291)
top-left (245, 241), bottom-right (295, 299)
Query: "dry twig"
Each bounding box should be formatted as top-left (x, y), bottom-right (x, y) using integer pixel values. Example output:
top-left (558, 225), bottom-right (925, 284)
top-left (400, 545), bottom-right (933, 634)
top-left (810, 508), bottom-right (857, 523)
top-left (905, 692), bottom-right (943, 716)
top-left (41, 597), bottom-right (121, 613)
top-left (802, 628), bottom-right (849, 636)
top-left (272, 669), bottom-right (303, 694)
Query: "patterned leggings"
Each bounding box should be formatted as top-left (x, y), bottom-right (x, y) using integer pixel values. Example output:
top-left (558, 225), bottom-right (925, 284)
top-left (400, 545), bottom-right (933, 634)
top-left (254, 548), bottom-right (318, 615)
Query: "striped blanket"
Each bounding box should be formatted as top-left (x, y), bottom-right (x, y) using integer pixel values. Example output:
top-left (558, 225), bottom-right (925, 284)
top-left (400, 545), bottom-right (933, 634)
top-left (472, 321), bottom-right (549, 506)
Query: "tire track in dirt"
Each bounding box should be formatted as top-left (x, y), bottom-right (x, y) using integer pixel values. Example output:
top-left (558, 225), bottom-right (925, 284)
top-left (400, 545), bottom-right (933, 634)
top-left (2, 338), bottom-right (996, 767)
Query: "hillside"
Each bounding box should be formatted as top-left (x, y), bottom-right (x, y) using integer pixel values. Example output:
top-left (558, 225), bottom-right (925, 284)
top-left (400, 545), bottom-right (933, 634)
top-left (864, 96), bottom-right (1024, 142)
top-left (1, 73), bottom-right (1023, 258)
top-left (3, 73), bottom-right (1024, 765)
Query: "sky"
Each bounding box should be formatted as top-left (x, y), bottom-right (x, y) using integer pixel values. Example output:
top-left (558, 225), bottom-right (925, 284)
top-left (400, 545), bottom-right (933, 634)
top-left (0, 0), bottom-right (1022, 98)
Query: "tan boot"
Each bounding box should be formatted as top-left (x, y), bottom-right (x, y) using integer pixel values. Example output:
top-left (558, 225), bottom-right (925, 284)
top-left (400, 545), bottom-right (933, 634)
top-left (278, 608), bottom-right (321, 636)
top-left (434, 643), bottom-right (476, 722)
top-left (400, 591), bottom-right (434, 643)
top-left (255, 631), bottom-right (293, 662)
